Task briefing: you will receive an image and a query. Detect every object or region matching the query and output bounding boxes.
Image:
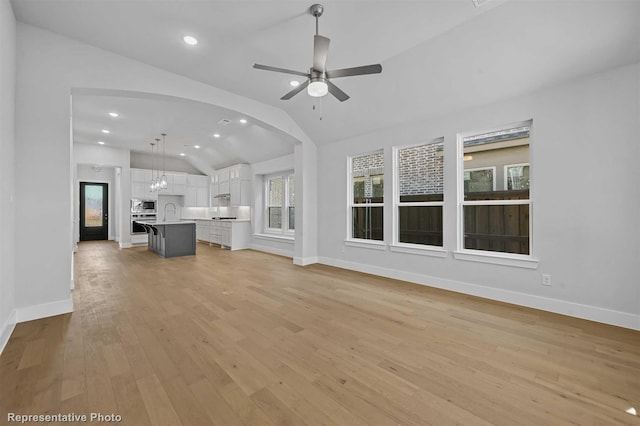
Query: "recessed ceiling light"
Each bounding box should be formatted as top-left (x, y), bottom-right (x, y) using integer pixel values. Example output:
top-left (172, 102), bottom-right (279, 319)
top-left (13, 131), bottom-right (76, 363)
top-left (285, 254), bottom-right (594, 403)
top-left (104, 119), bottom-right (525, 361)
top-left (239, 118), bottom-right (247, 124)
top-left (290, 80), bottom-right (300, 87)
top-left (97, 141), bottom-right (105, 145)
top-left (101, 129), bottom-right (110, 134)
top-left (183, 35), bottom-right (198, 46)
top-left (194, 145), bottom-right (200, 149)
top-left (213, 133), bottom-right (221, 138)
top-left (108, 112), bottom-right (119, 118)
top-left (180, 153), bottom-right (186, 156)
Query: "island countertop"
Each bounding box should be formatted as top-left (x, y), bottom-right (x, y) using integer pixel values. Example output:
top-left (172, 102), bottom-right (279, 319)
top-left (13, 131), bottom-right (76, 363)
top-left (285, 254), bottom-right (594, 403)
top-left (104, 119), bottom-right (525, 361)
top-left (136, 220), bottom-right (196, 226)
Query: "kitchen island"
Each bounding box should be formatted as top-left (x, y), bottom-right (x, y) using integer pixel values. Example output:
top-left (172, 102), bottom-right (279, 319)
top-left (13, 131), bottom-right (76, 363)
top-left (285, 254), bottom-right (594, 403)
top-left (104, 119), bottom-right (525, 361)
top-left (138, 220), bottom-right (196, 258)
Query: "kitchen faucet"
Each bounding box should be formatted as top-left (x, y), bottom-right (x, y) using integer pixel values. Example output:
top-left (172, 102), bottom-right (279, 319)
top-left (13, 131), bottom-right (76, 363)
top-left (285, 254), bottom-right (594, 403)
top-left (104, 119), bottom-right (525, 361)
top-left (163, 202), bottom-right (177, 222)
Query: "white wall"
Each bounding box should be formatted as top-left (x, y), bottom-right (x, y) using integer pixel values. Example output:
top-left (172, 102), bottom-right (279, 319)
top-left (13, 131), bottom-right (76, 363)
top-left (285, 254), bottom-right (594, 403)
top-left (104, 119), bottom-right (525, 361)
top-left (318, 63), bottom-right (640, 330)
top-left (14, 22), bottom-right (314, 325)
top-left (0, 0), bottom-right (16, 353)
top-left (130, 151), bottom-right (203, 175)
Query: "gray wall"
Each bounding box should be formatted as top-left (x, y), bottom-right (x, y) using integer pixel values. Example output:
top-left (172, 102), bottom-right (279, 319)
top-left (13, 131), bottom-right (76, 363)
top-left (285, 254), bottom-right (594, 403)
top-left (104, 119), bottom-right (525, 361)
top-left (318, 62), bottom-right (640, 329)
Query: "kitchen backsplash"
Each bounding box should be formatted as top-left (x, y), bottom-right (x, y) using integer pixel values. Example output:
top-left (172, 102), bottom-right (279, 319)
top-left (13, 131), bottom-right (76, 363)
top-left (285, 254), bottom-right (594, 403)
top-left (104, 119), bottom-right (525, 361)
top-left (182, 206), bottom-right (250, 220)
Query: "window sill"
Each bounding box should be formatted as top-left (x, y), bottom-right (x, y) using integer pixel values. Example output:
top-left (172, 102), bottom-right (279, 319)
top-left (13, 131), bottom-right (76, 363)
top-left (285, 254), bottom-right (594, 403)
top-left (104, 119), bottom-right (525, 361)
top-left (453, 250), bottom-right (539, 269)
top-left (253, 233), bottom-right (295, 243)
top-left (344, 239), bottom-right (387, 251)
top-left (390, 244), bottom-right (448, 258)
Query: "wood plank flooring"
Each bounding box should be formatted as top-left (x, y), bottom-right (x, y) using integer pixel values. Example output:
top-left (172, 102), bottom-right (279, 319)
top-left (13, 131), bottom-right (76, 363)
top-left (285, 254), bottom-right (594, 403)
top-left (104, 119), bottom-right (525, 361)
top-left (1, 241), bottom-right (639, 425)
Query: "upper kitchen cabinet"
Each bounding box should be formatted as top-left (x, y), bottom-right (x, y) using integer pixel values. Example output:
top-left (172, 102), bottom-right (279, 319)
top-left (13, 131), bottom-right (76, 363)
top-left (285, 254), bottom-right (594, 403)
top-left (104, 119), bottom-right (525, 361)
top-left (211, 164), bottom-right (251, 207)
top-left (131, 168), bottom-right (156, 200)
top-left (165, 173), bottom-right (187, 195)
top-left (185, 174), bottom-right (210, 207)
top-left (131, 169), bottom-right (188, 199)
top-left (218, 169), bottom-right (230, 195)
top-left (229, 164), bottom-right (251, 206)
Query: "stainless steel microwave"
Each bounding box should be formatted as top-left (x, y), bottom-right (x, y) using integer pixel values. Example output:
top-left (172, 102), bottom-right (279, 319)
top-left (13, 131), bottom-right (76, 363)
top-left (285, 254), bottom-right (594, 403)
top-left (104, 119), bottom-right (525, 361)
top-left (131, 199), bottom-right (156, 213)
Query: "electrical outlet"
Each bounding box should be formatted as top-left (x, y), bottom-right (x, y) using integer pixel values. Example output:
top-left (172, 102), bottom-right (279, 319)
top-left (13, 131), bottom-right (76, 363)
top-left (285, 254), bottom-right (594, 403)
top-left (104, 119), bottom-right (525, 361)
top-left (542, 274), bottom-right (552, 286)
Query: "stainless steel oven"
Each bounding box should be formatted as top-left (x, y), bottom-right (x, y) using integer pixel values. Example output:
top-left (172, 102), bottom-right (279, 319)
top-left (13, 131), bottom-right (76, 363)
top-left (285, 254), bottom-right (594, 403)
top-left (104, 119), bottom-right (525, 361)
top-left (131, 213), bottom-right (157, 234)
top-left (131, 199), bottom-right (156, 213)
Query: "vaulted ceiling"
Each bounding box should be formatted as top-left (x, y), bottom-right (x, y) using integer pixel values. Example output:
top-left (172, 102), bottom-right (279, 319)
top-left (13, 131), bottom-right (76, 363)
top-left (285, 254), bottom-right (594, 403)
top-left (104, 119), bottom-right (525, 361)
top-left (11, 0), bottom-right (640, 169)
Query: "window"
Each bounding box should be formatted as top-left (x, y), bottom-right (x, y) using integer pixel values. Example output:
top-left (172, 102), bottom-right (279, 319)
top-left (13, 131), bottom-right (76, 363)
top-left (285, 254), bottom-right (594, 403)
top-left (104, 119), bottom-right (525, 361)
top-left (464, 167), bottom-right (496, 193)
top-left (265, 172), bottom-right (295, 234)
top-left (504, 163), bottom-right (529, 190)
top-left (459, 122), bottom-right (531, 256)
top-left (288, 175), bottom-right (295, 230)
top-left (349, 151), bottom-right (384, 241)
top-left (395, 139), bottom-right (444, 247)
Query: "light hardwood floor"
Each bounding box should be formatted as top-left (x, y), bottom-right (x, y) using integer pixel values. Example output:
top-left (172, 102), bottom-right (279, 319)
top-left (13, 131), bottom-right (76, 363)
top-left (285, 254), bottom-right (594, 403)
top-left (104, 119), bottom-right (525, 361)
top-left (1, 241), bottom-right (639, 425)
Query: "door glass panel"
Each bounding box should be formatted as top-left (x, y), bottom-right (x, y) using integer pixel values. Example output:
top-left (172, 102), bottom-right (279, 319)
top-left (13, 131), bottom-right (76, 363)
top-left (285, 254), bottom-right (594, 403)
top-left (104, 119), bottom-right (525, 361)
top-left (85, 185), bottom-right (103, 227)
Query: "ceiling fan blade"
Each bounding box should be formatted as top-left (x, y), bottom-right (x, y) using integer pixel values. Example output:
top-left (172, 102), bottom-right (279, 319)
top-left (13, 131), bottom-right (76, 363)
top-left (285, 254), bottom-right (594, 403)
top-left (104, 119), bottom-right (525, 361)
top-left (326, 80), bottom-right (350, 102)
top-left (281, 80), bottom-right (310, 100)
top-left (253, 63), bottom-right (310, 78)
top-left (313, 35), bottom-right (330, 72)
top-left (326, 64), bottom-right (382, 79)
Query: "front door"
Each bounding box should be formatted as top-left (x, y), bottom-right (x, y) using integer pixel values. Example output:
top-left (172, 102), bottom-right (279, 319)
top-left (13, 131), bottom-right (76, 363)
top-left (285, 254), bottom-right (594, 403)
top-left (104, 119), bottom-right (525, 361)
top-left (79, 182), bottom-right (108, 241)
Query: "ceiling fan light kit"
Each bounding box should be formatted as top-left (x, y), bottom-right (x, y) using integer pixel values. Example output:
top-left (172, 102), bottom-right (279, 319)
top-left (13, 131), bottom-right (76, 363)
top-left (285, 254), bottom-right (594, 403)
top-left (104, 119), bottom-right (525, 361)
top-left (308, 78), bottom-right (328, 97)
top-left (253, 3), bottom-right (382, 102)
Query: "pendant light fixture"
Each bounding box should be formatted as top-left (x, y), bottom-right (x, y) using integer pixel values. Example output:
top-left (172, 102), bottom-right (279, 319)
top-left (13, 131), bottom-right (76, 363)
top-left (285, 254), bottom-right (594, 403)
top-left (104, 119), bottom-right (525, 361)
top-left (149, 141), bottom-right (156, 192)
top-left (159, 133), bottom-right (168, 190)
top-left (153, 138), bottom-right (161, 191)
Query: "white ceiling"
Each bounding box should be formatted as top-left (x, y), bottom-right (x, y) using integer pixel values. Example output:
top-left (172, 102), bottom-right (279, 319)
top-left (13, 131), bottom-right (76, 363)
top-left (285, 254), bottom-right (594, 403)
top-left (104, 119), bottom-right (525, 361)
top-left (72, 92), bottom-right (299, 170)
top-left (11, 0), bottom-right (640, 169)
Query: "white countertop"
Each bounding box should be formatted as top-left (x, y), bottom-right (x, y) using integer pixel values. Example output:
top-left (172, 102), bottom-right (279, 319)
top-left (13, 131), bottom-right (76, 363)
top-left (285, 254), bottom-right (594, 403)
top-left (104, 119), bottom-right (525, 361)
top-left (182, 218), bottom-right (250, 222)
top-left (137, 220), bottom-right (196, 226)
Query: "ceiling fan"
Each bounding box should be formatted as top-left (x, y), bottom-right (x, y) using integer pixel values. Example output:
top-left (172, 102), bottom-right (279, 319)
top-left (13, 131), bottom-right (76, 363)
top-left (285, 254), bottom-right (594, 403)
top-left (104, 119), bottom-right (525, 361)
top-left (253, 3), bottom-right (382, 102)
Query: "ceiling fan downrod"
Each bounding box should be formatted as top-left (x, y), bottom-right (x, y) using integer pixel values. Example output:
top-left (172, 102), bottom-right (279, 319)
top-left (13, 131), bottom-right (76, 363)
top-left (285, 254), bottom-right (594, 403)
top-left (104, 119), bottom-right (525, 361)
top-left (310, 4), bottom-right (323, 35)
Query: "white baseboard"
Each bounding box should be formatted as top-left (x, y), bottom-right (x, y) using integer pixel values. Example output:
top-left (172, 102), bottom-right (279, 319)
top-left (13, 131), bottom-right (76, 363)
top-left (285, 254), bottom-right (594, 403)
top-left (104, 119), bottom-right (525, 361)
top-left (318, 256), bottom-right (640, 331)
top-left (15, 298), bottom-right (74, 323)
top-left (0, 310), bottom-right (17, 355)
top-left (294, 256), bottom-right (319, 266)
top-left (119, 242), bottom-right (133, 249)
top-left (251, 243), bottom-right (294, 259)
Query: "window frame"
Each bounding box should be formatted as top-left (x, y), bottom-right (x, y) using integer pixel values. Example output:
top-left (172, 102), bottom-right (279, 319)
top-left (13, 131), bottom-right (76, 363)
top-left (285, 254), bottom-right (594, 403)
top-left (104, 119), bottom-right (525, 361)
top-left (456, 120), bottom-right (536, 265)
top-left (391, 138), bottom-right (447, 255)
top-left (347, 150), bottom-right (385, 244)
top-left (264, 171), bottom-right (295, 236)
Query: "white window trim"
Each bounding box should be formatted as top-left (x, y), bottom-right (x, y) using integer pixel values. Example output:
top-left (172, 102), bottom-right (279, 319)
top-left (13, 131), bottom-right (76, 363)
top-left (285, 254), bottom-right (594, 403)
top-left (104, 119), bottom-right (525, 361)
top-left (264, 171), bottom-right (295, 236)
top-left (343, 239), bottom-right (387, 251)
top-left (392, 138), bottom-right (446, 250)
top-left (347, 150), bottom-right (385, 243)
top-left (457, 119), bottom-right (536, 263)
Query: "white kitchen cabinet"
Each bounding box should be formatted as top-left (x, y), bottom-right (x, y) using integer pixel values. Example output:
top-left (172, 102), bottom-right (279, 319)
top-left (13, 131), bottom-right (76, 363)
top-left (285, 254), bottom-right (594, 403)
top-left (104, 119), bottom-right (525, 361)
top-left (229, 179), bottom-right (251, 206)
top-left (209, 220), bottom-right (250, 250)
top-left (195, 220), bottom-right (210, 242)
top-left (166, 173), bottom-right (186, 195)
top-left (217, 170), bottom-right (230, 195)
top-left (185, 174), bottom-right (210, 207)
top-left (228, 164), bottom-right (251, 206)
top-left (209, 221), bottom-right (222, 245)
top-left (131, 168), bottom-right (156, 200)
